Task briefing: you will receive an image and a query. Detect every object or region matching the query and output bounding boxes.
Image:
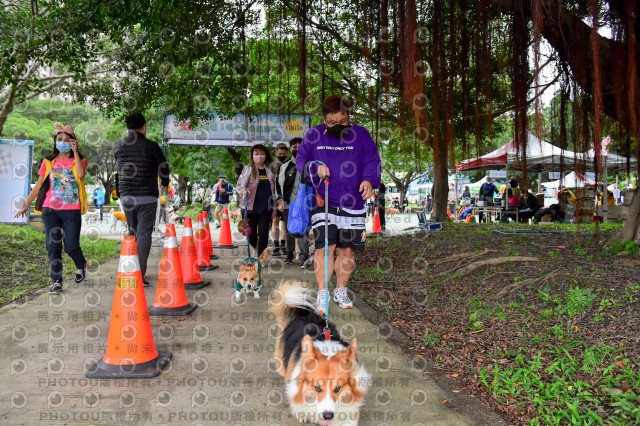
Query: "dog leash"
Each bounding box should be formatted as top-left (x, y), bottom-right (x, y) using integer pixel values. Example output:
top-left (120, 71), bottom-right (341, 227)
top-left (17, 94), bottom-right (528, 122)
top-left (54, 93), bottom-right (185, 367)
top-left (307, 160), bottom-right (331, 341)
top-left (238, 192), bottom-right (253, 295)
top-left (323, 174), bottom-right (330, 340)
top-left (244, 195), bottom-right (251, 260)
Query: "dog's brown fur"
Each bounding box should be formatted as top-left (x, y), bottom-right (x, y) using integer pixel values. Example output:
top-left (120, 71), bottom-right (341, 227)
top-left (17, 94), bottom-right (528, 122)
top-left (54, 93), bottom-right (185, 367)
top-left (235, 249), bottom-right (270, 300)
top-left (229, 209), bottom-right (242, 223)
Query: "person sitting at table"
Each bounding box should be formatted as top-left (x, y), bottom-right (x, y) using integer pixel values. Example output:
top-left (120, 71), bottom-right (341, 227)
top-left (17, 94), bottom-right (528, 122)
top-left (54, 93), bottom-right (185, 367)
top-left (518, 190), bottom-right (541, 223)
top-left (501, 177), bottom-right (520, 207)
top-left (534, 203), bottom-right (563, 223)
top-left (505, 189), bottom-right (520, 222)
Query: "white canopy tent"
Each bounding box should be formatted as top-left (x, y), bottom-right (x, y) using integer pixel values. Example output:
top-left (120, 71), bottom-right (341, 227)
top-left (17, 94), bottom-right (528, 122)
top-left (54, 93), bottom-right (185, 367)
top-left (541, 171), bottom-right (596, 189)
top-left (457, 131), bottom-right (637, 174)
top-left (456, 132), bottom-right (583, 173)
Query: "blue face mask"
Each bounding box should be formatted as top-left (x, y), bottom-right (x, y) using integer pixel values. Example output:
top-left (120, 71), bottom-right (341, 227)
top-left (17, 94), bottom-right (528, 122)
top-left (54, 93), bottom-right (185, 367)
top-left (56, 142), bottom-right (72, 153)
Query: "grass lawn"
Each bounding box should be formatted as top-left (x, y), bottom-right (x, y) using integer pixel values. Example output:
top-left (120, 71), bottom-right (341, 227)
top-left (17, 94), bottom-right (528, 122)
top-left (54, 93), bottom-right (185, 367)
top-left (174, 203), bottom-right (205, 220)
top-left (353, 222), bottom-right (639, 424)
top-left (175, 203), bottom-right (240, 220)
top-left (0, 224), bottom-right (120, 306)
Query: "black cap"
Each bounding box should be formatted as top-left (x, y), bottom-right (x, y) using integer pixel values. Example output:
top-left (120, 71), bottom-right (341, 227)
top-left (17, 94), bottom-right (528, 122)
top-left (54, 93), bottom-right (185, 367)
top-left (218, 173), bottom-right (227, 179)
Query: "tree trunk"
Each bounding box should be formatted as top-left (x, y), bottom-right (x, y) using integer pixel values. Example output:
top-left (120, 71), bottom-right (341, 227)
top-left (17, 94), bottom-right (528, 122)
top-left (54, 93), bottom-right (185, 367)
top-left (177, 174), bottom-right (189, 202)
top-left (615, 189), bottom-right (640, 242)
top-left (432, 136), bottom-right (449, 221)
top-left (186, 182), bottom-right (193, 204)
top-left (103, 180), bottom-right (113, 205)
top-left (0, 87), bottom-right (15, 136)
top-left (226, 147), bottom-right (245, 180)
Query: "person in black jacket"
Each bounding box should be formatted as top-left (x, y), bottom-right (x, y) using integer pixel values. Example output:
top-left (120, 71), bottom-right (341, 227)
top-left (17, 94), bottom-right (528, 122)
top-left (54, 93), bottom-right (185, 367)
top-left (276, 138), bottom-right (310, 267)
top-left (478, 177), bottom-right (497, 223)
top-left (114, 112), bottom-right (170, 286)
top-left (519, 190), bottom-right (542, 223)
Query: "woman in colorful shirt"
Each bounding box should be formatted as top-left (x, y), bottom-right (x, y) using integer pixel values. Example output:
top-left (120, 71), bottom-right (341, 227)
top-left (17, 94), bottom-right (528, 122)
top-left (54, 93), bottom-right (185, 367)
top-left (14, 124), bottom-right (89, 293)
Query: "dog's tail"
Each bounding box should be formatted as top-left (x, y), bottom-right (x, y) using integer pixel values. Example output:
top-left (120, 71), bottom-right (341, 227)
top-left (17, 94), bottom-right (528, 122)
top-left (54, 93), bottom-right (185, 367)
top-left (257, 248), bottom-right (270, 265)
top-left (268, 280), bottom-right (315, 329)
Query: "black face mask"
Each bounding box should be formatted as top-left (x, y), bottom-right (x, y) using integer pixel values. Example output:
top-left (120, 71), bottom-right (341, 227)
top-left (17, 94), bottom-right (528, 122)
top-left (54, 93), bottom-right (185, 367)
top-left (277, 155), bottom-right (287, 162)
top-left (291, 150), bottom-right (298, 158)
top-left (326, 123), bottom-right (350, 139)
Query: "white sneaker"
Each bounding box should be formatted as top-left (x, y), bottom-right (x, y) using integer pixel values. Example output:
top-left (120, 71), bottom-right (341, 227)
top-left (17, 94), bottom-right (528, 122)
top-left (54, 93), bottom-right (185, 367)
top-left (316, 290), bottom-right (328, 315)
top-left (333, 287), bottom-right (353, 309)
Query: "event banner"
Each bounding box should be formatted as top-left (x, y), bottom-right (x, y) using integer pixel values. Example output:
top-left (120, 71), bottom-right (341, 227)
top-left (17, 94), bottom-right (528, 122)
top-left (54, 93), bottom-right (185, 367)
top-left (0, 140), bottom-right (34, 225)
top-left (163, 113), bottom-right (311, 147)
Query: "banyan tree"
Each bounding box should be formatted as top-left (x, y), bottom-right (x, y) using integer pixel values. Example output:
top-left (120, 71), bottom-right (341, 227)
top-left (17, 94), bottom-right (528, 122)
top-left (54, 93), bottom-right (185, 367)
top-left (30, 0), bottom-right (640, 240)
top-left (274, 0), bottom-right (640, 240)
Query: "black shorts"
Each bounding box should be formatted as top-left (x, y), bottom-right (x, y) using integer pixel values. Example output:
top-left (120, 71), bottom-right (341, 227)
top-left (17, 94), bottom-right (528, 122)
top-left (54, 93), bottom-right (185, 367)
top-left (276, 210), bottom-right (283, 219)
top-left (311, 206), bottom-right (367, 251)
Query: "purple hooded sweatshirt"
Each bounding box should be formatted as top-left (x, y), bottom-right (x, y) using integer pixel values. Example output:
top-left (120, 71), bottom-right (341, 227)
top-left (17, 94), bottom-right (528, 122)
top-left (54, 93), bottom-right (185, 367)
top-left (296, 123), bottom-right (381, 210)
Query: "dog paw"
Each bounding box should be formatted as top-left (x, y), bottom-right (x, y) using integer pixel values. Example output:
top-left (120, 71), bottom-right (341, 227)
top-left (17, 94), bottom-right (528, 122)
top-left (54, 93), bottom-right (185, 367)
top-left (235, 292), bottom-right (242, 302)
top-left (253, 292), bottom-right (260, 299)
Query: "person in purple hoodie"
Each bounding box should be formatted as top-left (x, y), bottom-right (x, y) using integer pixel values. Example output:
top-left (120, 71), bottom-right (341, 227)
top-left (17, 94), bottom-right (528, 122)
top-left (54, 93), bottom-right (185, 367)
top-left (296, 95), bottom-right (381, 313)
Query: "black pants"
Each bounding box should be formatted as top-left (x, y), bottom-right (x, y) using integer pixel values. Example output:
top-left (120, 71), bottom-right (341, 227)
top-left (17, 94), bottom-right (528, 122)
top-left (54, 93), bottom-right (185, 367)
top-left (247, 210), bottom-right (272, 257)
top-left (42, 208), bottom-right (86, 283)
top-left (478, 196), bottom-right (494, 223)
top-left (122, 201), bottom-right (157, 277)
top-left (378, 206), bottom-right (386, 231)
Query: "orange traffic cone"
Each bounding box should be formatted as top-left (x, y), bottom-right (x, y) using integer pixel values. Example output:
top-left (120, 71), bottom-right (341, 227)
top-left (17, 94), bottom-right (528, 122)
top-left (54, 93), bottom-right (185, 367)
top-left (370, 207), bottom-right (383, 237)
top-left (213, 208), bottom-right (237, 248)
top-left (202, 212), bottom-right (218, 260)
top-left (447, 207), bottom-right (452, 219)
top-left (85, 235), bottom-right (172, 378)
top-left (195, 213), bottom-right (218, 272)
top-left (180, 217), bottom-right (211, 290)
top-left (149, 225), bottom-right (197, 316)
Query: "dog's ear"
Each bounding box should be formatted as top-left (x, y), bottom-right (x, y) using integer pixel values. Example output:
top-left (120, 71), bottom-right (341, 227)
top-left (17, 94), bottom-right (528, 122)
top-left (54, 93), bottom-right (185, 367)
top-left (301, 335), bottom-right (315, 359)
top-left (346, 338), bottom-right (357, 360)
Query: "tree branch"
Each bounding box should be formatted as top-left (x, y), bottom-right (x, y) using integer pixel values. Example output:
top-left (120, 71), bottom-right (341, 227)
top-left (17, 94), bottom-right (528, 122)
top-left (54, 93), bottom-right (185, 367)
top-left (490, 0), bottom-right (636, 126)
top-left (281, 0), bottom-right (376, 67)
top-left (33, 67), bottom-right (113, 82)
top-left (24, 79), bottom-right (64, 100)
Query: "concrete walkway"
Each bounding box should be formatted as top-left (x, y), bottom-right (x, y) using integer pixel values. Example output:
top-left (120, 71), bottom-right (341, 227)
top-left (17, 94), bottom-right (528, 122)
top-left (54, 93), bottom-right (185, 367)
top-left (1, 215), bottom-right (504, 425)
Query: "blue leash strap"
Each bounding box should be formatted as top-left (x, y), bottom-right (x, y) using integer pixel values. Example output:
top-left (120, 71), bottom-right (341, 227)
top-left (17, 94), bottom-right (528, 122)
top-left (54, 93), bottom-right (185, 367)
top-left (306, 160), bottom-right (331, 340)
top-left (323, 175), bottom-right (330, 340)
top-left (244, 195), bottom-right (250, 259)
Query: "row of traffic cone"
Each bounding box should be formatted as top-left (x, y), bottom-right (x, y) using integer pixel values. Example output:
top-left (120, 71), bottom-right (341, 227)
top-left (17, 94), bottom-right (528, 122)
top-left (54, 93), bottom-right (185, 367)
top-left (86, 209), bottom-right (238, 378)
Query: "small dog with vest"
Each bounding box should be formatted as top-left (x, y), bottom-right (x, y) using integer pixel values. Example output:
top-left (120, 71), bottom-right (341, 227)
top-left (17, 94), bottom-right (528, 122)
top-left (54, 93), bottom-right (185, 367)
top-left (234, 248), bottom-right (270, 301)
top-left (269, 281), bottom-right (371, 425)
